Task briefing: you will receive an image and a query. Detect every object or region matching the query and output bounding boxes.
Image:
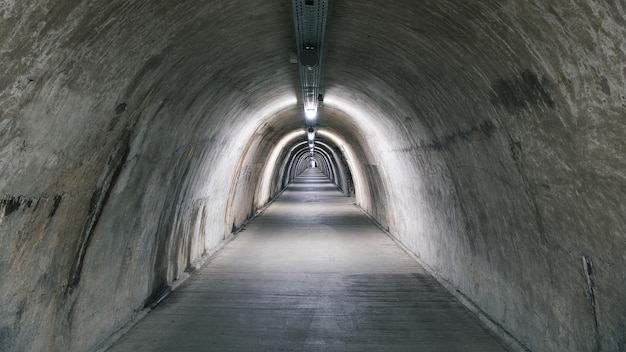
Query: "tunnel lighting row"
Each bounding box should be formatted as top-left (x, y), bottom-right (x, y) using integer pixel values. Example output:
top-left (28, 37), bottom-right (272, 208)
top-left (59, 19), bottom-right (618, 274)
top-left (307, 126), bottom-right (316, 155)
top-left (291, 0), bottom-right (330, 158)
top-left (305, 103), bottom-right (318, 120)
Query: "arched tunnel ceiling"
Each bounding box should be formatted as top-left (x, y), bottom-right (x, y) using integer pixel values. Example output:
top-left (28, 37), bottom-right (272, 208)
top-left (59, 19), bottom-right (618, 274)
top-left (1, 1), bottom-right (625, 352)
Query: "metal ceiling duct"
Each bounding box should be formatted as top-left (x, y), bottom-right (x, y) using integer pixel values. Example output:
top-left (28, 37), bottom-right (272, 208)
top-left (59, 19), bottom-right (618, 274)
top-left (291, 0), bottom-right (330, 129)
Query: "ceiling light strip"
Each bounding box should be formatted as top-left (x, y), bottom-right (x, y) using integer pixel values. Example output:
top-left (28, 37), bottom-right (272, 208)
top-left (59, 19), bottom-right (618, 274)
top-left (291, 0), bottom-right (330, 123)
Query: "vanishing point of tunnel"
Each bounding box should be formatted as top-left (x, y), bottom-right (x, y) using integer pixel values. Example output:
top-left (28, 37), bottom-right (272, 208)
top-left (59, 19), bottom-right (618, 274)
top-left (1, 1), bottom-right (625, 351)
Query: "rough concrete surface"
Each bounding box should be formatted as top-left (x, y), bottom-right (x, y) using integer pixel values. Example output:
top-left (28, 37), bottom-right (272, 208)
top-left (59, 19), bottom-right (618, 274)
top-left (107, 170), bottom-right (510, 352)
top-left (0, 0), bottom-right (625, 351)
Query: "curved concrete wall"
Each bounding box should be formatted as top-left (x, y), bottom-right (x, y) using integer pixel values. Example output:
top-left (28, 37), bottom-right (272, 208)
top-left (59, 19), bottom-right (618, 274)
top-left (320, 2), bottom-right (626, 351)
top-left (281, 139), bottom-right (349, 193)
top-left (1, 1), bottom-right (624, 351)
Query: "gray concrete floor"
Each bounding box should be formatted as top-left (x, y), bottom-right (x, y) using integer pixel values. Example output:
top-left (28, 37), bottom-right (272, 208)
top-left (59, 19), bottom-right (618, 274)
top-left (108, 168), bottom-right (509, 352)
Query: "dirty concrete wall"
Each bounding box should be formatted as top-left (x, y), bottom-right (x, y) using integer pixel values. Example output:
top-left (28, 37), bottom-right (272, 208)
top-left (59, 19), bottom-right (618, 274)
top-left (324, 1), bottom-right (626, 351)
top-left (1, 0), bottom-right (625, 352)
top-left (0, 1), bottom-right (298, 351)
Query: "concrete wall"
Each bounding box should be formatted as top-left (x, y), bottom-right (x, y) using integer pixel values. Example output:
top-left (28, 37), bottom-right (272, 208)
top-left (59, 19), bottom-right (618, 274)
top-left (322, 1), bottom-right (626, 351)
top-left (0, 1), bottom-right (298, 350)
top-left (0, 0), bottom-right (624, 351)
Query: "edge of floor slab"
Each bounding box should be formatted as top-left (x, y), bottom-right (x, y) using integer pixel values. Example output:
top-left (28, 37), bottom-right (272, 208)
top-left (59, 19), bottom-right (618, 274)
top-left (354, 204), bottom-right (533, 352)
top-left (234, 186), bottom-right (288, 234)
top-left (94, 232), bottom-right (237, 352)
top-left (96, 186), bottom-right (292, 352)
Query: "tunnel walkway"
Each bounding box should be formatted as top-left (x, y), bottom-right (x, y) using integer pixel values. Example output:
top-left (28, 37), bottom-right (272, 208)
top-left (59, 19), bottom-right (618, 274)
top-left (107, 168), bottom-right (509, 352)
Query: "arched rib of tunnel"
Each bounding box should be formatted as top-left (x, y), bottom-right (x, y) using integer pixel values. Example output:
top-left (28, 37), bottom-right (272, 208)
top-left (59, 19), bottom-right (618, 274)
top-left (282, 139), bottom-right (350, 193)
top-left (1, 1), bottom-right (625, 352)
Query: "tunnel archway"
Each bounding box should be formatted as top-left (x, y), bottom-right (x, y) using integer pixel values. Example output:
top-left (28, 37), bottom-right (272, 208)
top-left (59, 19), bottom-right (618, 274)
top-left (225, 105), bottom-right (392, 238)
top-left (1, 1), bottom-right (625, 352)
top-left (283, 140), bottom-right (345, 189)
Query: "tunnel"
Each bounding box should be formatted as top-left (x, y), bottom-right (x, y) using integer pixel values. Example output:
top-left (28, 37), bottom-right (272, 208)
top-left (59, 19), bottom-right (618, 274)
top-left (0, 1), bottom-right (625, 351)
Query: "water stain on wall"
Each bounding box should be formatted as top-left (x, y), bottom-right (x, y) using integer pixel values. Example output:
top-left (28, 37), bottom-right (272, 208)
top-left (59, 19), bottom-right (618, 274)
top-left (491, 70), bottom-right (555, 112)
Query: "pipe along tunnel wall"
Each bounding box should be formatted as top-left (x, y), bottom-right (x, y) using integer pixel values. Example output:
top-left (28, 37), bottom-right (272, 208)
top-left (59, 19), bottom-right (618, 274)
top-left (1, 1), bottom-right (625, 351)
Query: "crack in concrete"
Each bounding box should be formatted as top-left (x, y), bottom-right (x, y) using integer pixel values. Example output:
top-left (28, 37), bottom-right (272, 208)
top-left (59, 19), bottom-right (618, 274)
top-left (582, 254), bottom-right (601, 352)
top-left (65, 88), bottom-right (154, 294)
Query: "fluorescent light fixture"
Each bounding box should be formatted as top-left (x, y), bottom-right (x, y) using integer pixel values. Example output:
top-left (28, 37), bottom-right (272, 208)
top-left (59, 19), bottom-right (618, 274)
top-left (304, 102), bottom-right (318, 120)
top-left (305, 107), bottom-right (317, 120)
top-left (307, 126), bottom-right (315, 141)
